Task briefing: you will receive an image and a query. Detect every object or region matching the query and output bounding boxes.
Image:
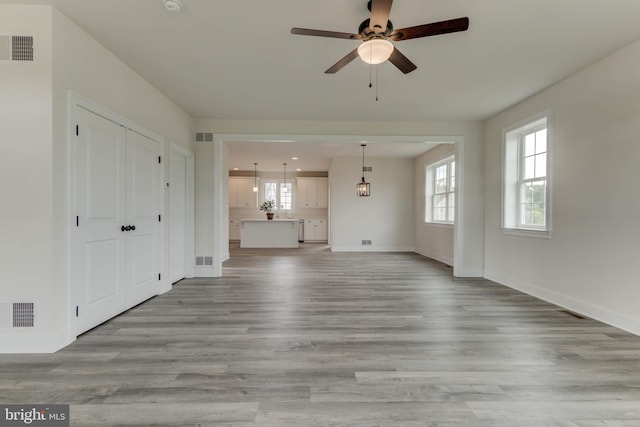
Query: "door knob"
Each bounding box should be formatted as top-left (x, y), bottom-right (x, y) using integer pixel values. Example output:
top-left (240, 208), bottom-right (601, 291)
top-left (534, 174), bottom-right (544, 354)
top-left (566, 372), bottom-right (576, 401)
top-left (130, 225), bottom-right (136, 231)
top-left (121, 225), bottom-right (126, 232)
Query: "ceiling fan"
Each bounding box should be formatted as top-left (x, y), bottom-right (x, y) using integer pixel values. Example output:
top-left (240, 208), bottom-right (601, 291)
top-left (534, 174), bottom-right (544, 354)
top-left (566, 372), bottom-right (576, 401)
top-left (291, 0), bottom-right (469, 74)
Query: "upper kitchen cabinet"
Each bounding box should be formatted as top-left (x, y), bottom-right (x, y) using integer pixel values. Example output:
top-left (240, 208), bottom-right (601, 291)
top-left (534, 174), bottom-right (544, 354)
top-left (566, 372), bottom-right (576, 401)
top-left (296, 178), bottom-right (328, 209)
top-left (229, 177), bottom-right (258, 208)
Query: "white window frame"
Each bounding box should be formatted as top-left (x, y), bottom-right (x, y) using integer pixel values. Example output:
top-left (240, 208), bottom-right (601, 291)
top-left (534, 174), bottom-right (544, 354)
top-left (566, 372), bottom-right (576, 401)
top-left (263, 180), bottom-right (293, 211)
top-left (502, 110), bottom-right (552, 238)
top-left (425, 155), bottom-right (456, 225)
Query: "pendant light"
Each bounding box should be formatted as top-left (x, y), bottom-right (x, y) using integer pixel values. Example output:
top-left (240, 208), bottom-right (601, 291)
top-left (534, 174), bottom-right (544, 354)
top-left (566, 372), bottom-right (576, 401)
top-left (252, 162), bottom-right (258, 192)
top-left (356, 144), bottom-right (370, 197)
top-left (282, 163), bottom-right (288, 193)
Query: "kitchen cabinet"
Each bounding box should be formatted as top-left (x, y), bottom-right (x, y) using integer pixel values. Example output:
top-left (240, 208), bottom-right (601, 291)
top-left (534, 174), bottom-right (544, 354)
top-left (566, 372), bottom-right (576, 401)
top-left (229, 219), bottom-right (241, 241)
top-left (304, 218), bottom-right (328, 242)
top-left (296, 178), bottom-right (328, 208)
top-left (229, 177), bottom-right (258, 208)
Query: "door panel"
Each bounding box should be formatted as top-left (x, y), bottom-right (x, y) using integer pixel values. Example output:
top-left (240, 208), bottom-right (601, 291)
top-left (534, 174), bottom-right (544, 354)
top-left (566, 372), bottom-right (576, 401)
top-left (75, 107), bottom-right (127, 334)
top-left (126, 130), bottom-right (161, 307)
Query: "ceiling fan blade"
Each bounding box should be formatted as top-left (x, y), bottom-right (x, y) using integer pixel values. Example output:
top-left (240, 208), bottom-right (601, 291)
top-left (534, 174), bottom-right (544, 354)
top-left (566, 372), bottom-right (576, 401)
top-left (389, 17), bottom-right (469, 41)
top-left (325, 48), bottom-right (360, 74)
top-left (388, 47), bottom-right (417, 74)
top-left (291, 27), bottom-right (362, 40)
top-left (369, 0), bottom-right (393, 33)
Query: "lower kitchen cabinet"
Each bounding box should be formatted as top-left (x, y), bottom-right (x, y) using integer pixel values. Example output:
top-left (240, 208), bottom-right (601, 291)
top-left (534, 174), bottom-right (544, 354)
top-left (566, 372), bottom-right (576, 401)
top-left (304, 219), bottom-right (328, 242)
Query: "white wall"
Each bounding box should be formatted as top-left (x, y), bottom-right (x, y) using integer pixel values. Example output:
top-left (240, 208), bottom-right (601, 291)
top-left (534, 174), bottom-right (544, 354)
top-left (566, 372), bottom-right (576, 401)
top-left (194, 141), bottom-right (216, 276)
top-left (0, 4), bottom-right (195, 352)
top-left (414, 144), bottom-right (456, 266)
top-left (483, 39), bottom-right (640, 335)
top-left (0, 5), bottom-right (56, 350)
top-left (330, 157), bottom-right (415, 251)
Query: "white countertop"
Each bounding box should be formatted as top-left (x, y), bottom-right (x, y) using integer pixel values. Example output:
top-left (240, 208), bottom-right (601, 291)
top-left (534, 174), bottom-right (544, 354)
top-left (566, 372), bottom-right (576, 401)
top-left (241, 218), bottom-right (299, 222)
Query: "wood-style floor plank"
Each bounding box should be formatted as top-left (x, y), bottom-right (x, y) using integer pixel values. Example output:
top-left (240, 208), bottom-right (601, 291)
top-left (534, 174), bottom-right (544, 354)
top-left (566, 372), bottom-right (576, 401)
top-left (2, 244), bottom-right (640, 426)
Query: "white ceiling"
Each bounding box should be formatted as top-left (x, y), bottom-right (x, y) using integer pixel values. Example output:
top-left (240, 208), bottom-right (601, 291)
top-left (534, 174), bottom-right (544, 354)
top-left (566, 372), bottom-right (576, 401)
top-left (6, 0), bottom-right (640, 170)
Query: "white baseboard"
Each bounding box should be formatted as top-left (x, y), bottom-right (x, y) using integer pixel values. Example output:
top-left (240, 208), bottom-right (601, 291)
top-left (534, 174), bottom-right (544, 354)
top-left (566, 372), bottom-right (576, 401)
top-left (0, 331), bottom-right (72, 354)
top-left (485, 270), bottom-right (640, 337)
top-left (331, 246), bottom-right (415, 252)
top-left (194, 266), bottom-right (218, 277)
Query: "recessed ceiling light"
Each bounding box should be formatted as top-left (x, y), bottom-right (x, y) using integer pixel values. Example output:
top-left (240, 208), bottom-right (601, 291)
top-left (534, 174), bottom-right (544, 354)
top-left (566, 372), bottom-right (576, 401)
top-left (163, 0), bottom-right (182, 12)
top-left (232, 167), bottom-right (239, 171)
top-left (296, 168), bottom-right (302, 171)
top-left (291, 157), bottom-right (298, 160)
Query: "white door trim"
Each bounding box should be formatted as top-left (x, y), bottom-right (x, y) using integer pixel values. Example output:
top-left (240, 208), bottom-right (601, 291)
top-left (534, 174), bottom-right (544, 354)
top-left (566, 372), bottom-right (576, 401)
top-left (211, 133), bottom-right (466, 277)
top-left (170, 142), bottom-right (195, 280)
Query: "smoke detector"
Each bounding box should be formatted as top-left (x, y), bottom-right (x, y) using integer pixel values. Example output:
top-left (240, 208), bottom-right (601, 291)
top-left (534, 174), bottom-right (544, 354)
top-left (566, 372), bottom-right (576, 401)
top-left (163, 0), bottom-right (182, 12)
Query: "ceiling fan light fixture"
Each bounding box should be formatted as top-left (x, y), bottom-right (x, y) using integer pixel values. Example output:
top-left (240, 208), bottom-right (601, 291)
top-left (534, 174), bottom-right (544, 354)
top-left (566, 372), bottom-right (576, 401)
top-left (358, 39), bottom-right (394, 64)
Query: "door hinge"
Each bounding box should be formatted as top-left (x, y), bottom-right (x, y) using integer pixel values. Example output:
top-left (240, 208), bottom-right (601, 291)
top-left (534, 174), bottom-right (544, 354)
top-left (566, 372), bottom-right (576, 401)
top-left (158, 156), bottom-right (162, 164)
top-left (76, 216), bottom-right (79, 227)
top-left (158, 273), bottom-right (161, 281)
top-left (75, 306), bottom-right (79, 317)
top-left (75, 125), bottom-right (79, 136)
top-left (158, 214), bottom-right (161, 222)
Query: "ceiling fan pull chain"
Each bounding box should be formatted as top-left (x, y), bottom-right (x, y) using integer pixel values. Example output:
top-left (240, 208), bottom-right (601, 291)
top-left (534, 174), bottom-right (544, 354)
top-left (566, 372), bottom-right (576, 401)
top-left (376, 64), bottom-right (379, 101)
top-left (369, 51), bottom-right (373, 88)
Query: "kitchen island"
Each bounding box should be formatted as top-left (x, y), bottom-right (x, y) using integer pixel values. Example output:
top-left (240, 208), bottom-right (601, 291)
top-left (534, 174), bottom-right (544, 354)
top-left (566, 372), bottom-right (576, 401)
top-left (240, 219), bottom-right (299, 248)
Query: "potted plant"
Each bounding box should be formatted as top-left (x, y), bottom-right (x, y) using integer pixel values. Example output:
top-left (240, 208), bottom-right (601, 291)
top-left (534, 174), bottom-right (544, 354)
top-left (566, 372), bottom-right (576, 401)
top-left (259, 199), bottom-right (276, 220)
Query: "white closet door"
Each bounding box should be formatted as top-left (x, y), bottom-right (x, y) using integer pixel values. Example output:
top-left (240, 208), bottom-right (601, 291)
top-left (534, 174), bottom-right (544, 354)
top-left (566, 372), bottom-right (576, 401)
top-left (125, 130), bottom-right (162, 307)
top-left (170, 149), bottom-right (188, 283)
top-left (75, 107), bottom-right (127, 334)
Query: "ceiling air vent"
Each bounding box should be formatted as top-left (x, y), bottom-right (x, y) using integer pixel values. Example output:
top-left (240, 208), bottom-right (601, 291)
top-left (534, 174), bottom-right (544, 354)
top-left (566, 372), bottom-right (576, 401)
top-left (0, 35), bottom-right (36, 62)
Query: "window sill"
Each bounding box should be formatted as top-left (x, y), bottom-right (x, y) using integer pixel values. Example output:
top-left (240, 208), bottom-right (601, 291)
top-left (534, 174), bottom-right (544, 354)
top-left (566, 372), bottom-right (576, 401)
top-left (424, 222), bottom-right (454, 229)
top-left (502, 227), bottom-right (551, 239)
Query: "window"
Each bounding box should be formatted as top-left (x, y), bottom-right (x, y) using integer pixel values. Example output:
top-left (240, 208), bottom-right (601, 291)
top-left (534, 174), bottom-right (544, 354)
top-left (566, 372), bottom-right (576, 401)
top-left (425, 156), bottom-right (455, 224)
top-left (503, 112), bottom-right (551, 235)
top-left (264, 181), bottom-right (292, 211)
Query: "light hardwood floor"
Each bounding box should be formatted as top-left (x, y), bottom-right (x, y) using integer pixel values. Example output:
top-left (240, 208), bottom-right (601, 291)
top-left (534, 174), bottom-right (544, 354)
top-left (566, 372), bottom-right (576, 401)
top-left (2, 244), bottom-right (640, 426)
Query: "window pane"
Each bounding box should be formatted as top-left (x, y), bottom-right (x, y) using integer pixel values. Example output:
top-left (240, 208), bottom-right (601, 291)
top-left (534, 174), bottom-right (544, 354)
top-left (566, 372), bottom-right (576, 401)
top-left (280, 183), bottom-right (292, 210)
top-left (525, 133), bottom-right (536, 156)
top-left (524, 156), bottom-right (535, 179)
top-left (435, 178), bottom-right (447, 194)
top-left (521, 183), bottom-right (531, 204)
top-left (532, 180), bottom-right (546, 203)
top-left (264, 182), bottom-right (277, 204)
top-left (450, 161), bottom-right (456, 191)
top-left (535, 153), bottom-right (547, 178)
top-left (447, 193), bottom-right (455, 222)
top-left (536, 129), bottom-right (547, 154)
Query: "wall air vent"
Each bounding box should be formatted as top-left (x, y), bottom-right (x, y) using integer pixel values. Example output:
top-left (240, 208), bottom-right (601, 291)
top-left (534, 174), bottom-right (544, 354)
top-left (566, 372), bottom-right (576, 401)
top-left (195, 132), bottom-right (214, 142)
top-left (0, 35), bottom-right (36, 62)
top-left (196, 256), bottom-right (214, 266)
top-left (0, 302), bottom-right (35, 328)
top-left (13, 302), bottom-right (35, 327)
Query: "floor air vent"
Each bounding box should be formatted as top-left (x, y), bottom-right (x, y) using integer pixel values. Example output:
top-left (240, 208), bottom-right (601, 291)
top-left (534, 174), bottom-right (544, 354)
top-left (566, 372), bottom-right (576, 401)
top-left (0, 35), bottom-right (35, 62)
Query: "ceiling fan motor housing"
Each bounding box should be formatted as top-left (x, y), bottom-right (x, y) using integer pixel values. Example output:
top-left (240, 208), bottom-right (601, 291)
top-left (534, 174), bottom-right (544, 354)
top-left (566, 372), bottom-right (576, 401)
top-left (358, 18), bottom-right (394, 39)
